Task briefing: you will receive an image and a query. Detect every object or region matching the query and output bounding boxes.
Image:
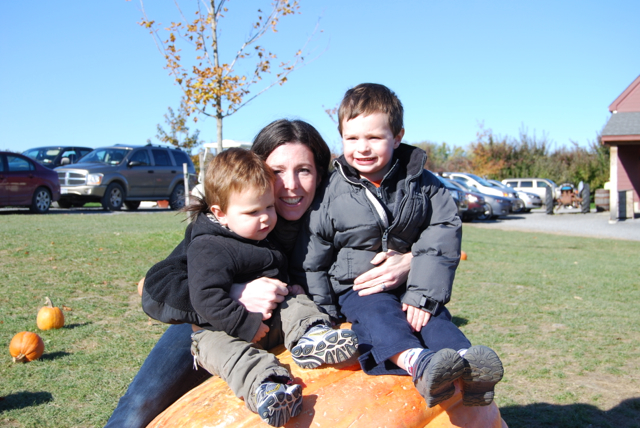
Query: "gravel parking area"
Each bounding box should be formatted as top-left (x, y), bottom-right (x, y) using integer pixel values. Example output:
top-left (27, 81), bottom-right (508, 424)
top-left (466, 208), bottom-right (640, 241)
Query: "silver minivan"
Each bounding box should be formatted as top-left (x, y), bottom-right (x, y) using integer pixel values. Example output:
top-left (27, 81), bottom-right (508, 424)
top-left (501, 178), bottom-right (559, 201)
top-left (55, 144), bottom-right (196, 211)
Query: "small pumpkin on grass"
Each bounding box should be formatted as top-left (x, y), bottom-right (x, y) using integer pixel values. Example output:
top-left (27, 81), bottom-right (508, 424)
top-left (37, 297), bottom-right (65, 330)
top-left (461, 251), bottom-right (468, 261)
top-left (9, 331), bottom-right (45, 363)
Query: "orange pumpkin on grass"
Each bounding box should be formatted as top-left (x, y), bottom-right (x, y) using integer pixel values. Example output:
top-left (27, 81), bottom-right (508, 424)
top-left (37, 296), bottom-right (65, 330)
top-left (146, 325), bottom-right (507, 428)
top-left (9, 331), bottom-right (45, 363)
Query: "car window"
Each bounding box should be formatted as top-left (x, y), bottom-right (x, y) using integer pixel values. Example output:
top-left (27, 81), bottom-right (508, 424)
top-left (0, 155), bottom-right (4, 172)
top-left (536, 181), bottom-right (548, 188)
top-left (152, 149), bottom-right (172, 166)
top-left (7, 155), bottom-right (34, 172)
top-left (504, 181), bottom-right (516, 188)
top-left (172, 151), bottom-right (190, 167)
top-left (130, 149), bottom-right (150, 166)
top-left (81, 148), bottom-right (130, 165)
top-left (23, 147), bottom-right (60, 165)
top-left (520, 181), bottom-right (533, 187)
top-left (60, 149), bottom-right (79, 163)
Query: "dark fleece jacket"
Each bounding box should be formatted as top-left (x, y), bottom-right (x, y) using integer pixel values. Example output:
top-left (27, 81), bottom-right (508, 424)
top-left (142, 212), bottom-right (288, 343)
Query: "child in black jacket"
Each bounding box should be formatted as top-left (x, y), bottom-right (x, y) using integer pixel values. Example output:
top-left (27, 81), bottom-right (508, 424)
top-left (143, 148), bottom-right (357, 426)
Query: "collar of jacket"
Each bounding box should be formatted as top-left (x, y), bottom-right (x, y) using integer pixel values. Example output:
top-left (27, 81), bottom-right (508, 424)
top-left (333, 143), bottom-right (428, 186)
top-left (191, 211), bottom-right (265, 245)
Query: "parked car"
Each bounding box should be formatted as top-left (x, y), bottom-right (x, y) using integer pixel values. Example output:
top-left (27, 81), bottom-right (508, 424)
top-left (501, 177), bottom-right (559, 202)
top-left (449, 179), bottom-right (513, 220)
top-left (0, 151), bottom-right (60, 213)
top-left (485, 179), bottom-right (529, 213)
top-left (22, 146), bottom-right (93, 169)
top-left (55, 144), bottom-right (197, 211)
top-left (442, 172), bottom-right (519, 199)
top-left (437, 176), bottom-right (485, 221)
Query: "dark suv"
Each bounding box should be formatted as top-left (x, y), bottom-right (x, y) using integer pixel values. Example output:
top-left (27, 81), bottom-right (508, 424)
top-left (55, 144), bottom-right (197, 211)
top-left (23, 146), bottom-right (93, 169)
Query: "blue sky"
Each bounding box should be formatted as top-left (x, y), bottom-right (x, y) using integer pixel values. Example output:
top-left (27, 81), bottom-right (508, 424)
top-left (2, 1), bottom-right (639, 155)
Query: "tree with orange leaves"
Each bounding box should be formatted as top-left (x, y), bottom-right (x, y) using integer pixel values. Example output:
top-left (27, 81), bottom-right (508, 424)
top-left (137, 1), bottom-right (317, 154)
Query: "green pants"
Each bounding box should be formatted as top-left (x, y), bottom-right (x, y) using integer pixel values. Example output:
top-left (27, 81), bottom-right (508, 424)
top-left (190, 293), bottom-right (330, 412)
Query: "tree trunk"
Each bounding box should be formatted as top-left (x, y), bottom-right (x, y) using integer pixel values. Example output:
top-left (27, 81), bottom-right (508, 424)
top-left (216, 114), bottom-right (223, 155)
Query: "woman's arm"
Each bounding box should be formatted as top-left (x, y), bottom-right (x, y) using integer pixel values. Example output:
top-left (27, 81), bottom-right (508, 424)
top-left (352, 250), bottom-right (413, 296)
top-left (229, 278), bottom-right (289, 320)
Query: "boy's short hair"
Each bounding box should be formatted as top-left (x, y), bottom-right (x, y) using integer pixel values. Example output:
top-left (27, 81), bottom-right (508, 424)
top-left (204, 147), bottom-right (275, 212)
top-left (338, 83), bottom-right (404, 137)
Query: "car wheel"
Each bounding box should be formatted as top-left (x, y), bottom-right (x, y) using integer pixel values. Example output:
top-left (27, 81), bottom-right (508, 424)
top-left (30, 187), bottom-right (52, 213)
top-left (56, 199), bottom-right (72, 209)
top-left (102, 183), bottom-right (124, 211)
top-left (125, 201), bottom-right (141, 211)
top-left (169, 183), bottom-right (186, 210)
top-left (476, 203), bottom-right (493, 221)
top-left (580, 183), bottom-right (590, 214)
top-left (512, 199), bottom-right (525, 213)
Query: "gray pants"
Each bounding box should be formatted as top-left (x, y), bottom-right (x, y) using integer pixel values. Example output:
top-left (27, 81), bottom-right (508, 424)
top-left (190, 293), bottom-right (330, 412)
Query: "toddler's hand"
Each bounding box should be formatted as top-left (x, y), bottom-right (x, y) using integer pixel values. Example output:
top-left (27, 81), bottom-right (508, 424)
top-left (251, 322), bottom-right (270, 343)
top-left (287, 284), bottom-right (305, 296)
top-left (402, 303), bottom-right (431, 332)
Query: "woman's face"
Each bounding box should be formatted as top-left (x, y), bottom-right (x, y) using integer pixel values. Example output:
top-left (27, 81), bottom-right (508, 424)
top-left (265, 142), bottom-right (318, 221)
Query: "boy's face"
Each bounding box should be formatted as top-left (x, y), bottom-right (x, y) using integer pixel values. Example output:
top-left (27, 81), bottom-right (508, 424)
top-left (341, 112), bottom-right (404, 183)
top-left (211, 184), bottom-right (277, 241)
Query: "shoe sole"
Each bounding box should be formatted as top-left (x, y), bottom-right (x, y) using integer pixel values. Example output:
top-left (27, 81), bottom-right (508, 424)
top-left (423, 349), bottom-right (465, 408)
top-left (292, 330), bottom-right (359, 369)
top-left (257, 384), bottom-right (303, 427)
top-left (462, 345), bottom-right (504, 406)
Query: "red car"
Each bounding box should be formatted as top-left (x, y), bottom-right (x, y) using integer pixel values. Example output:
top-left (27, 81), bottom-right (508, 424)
top-left (0, 151), bottom-right (61, 213)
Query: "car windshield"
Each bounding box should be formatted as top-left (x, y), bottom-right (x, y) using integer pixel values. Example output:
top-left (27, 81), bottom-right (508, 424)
top-left (80, 148), bottom-right (130, 165)
top-left (464, 173), bottom-right (494, 187)
top-left (23, 147), bottom-right (61, 165)
top-left (451, 179), bottom-right (473, 192)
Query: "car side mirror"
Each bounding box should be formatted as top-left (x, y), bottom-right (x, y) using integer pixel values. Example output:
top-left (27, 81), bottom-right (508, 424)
top-left (60, 157), bottom-right (70, 166)
top-left (128, 161), bottom-right (142, 168)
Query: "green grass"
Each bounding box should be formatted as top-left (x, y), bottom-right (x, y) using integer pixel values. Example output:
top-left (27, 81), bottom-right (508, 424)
top-left (1, 213), bottom-right (639, 427)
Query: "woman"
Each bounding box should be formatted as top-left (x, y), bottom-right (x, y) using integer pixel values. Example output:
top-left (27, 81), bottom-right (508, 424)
top-left (105, 119), bottom-right (412, 427)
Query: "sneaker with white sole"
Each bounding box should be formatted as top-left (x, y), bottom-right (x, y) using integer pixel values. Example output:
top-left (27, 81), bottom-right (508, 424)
top-left (254, 381), bottom-right (303, 427)
top-left (413, 348), bottom-right (465, 408)
top-left (461, 345), bottom-right (504, 406)
top-left (291, 325), bottom-right (358, 369)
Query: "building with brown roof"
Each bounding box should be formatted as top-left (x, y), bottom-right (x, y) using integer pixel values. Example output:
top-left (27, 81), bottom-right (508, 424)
top-left (601, 75), bottom-right (640, 220)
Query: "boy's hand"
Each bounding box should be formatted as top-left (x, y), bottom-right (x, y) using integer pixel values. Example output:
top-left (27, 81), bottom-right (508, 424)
top-left (287, 284), bottom-right (305, 296)
top-left (353, 250), bottom-right (412, 296)
top-left (230, 278), bottom-right (289, 321)
top-left (251, 322), bottom-right (270, 343)
top-left (402, 303), bottom-right (431, 332)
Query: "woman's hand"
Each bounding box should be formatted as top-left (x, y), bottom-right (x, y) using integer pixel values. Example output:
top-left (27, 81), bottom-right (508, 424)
top-left (230, 278), bottom-right (289, 321)
top-left (251, 322), bottom-right (270, 343)
top-left (352, 250), bottom-right (413, 296)
top-left (403, 303), bottom-right (431, 332)
top-left (287, 284), bottom-right (306, 296)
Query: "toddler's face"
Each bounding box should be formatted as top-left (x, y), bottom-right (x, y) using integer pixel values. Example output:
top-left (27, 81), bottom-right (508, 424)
top-left (214, 185), bottom-right (277, 241)
top-left (341, 112), bottom-right (403, 183)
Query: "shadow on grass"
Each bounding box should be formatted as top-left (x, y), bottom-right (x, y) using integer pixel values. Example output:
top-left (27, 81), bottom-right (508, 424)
top-left (0, 391), bottom-right (53, 412)
top-left (501, 397), bottom-right (640, 428)
top-left (63, 322), bottom-right (92, 329)
top-left (40, 351), bottom-right (71, 361)
top-left (452, 316), bottom-right (469, 328)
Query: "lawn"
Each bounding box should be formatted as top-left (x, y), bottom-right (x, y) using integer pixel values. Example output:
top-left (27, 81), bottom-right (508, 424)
top-left (1, 211), bottom-right (639, 427)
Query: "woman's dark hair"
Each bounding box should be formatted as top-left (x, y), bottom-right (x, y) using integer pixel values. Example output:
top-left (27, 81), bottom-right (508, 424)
top-left (252, 119), bottom-right (331, 181)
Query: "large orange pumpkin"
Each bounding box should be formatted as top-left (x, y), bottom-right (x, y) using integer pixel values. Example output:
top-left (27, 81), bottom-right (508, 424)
top-left (9, 331), bottom-right (45, 363)
top-left (146, 326), bottom-right (507, 428)
top-left (37, 297), bottom-right (65, 330)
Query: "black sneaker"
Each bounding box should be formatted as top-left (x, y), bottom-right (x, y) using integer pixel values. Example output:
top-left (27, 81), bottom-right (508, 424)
top-left (254, 382), bottom-right (303, 426)
top-left (291, 325), bottom-right (358, 369)
top-left (461, 345), bottom-right (504, 406)
top-left (413, 348), bottom-right (465, 408)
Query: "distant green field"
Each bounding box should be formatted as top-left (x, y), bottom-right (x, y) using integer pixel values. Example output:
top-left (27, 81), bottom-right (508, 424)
top-left (1, 212), bottom-right (638, 427)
